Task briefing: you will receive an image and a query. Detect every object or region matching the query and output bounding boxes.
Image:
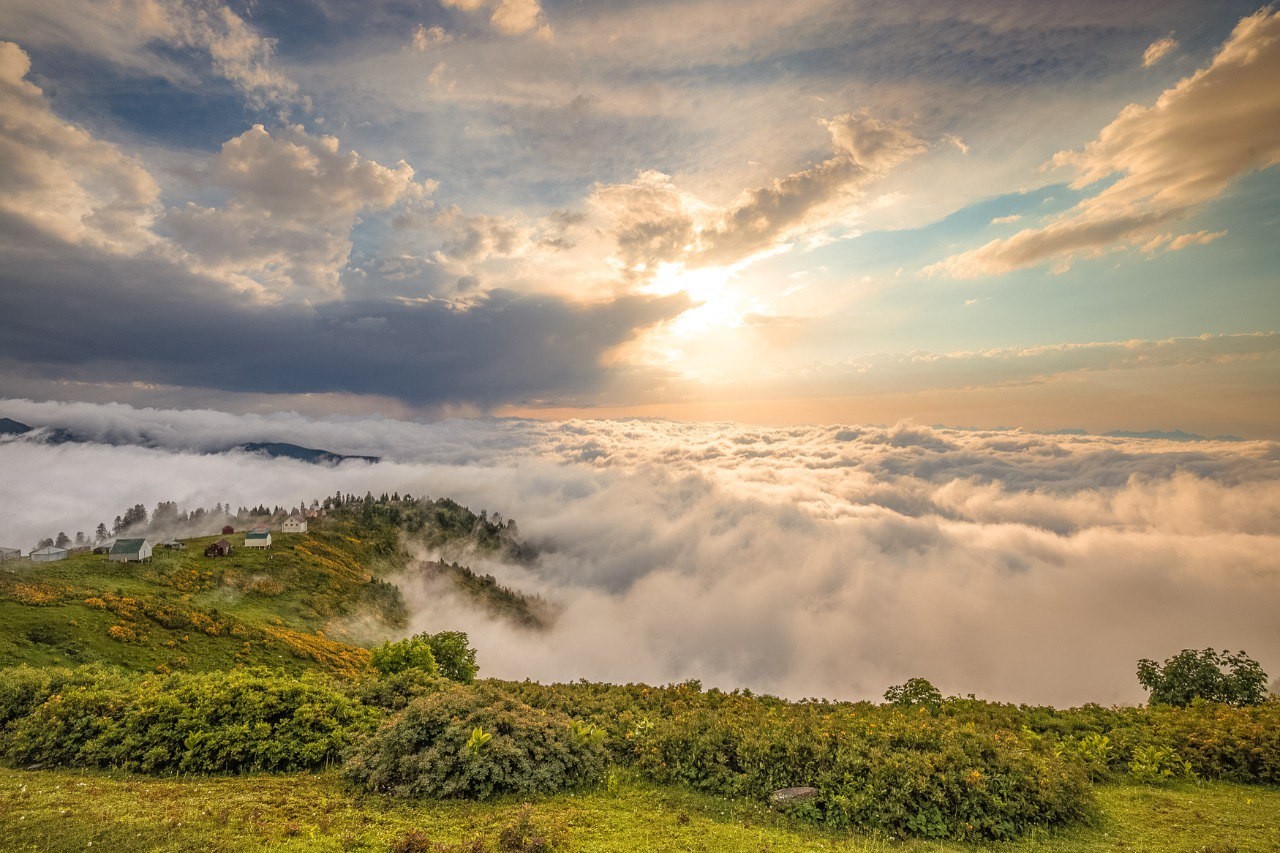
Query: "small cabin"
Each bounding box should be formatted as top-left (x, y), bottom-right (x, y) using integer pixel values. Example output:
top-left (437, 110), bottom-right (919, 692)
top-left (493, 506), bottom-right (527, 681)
top-left (204, 539), bottom-right (233, 558)
top-left (30, 546), bottom-right (69, 562)
top-left (282, 515), bottom-right (307, 534)
top-left (244, 531), bottom-right (272, 549)
top-left (0, 547), bottom-right (21, 562)
top-left (109, 538), bottom-right (153, 563)
top-left (92, 542), bottom-right (113, 555)
top-left (163, 539), bottom-right (187, 550)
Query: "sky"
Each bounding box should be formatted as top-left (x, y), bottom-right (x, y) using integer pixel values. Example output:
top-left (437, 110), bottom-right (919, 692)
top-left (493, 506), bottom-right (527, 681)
top-left (0, 0), bottom-right (1278, 434)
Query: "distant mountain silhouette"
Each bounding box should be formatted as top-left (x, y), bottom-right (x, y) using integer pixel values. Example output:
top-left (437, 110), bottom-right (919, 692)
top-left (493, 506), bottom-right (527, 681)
top-left (2, 416), bottom-right (379, 465)
top-left (1102, 429), bottom-right (1243, 442)
top-left (234, 442), bottom-right (380, 465)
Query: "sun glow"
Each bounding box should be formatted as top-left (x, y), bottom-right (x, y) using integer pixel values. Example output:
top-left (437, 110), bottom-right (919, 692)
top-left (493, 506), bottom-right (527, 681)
top-left (622, 261), bottom-right (768, 380)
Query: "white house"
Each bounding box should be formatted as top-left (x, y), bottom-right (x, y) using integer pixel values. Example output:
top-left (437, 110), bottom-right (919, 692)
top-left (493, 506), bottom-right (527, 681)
top-left (30, 546), bottom-right (69, 562)
top-left (109, 538), bottom-right (153, 563)
top-left (244, 531), bottom-right (272, 549)
top-left (282, 515), bottom-right (308, 534)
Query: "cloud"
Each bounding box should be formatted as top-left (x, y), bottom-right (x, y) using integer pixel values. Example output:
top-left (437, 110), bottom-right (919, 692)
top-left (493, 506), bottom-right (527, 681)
top-left (589, 112), bottom-right (925, 273)
top-left (442, 0), bottom-right (551, 38)
top-left (2, 0), bottom-right (302, 109)
top-left (991, 214), bottom-right (1022, 224)
top-left (795, 332), bottom-right (1280, 392)
top-left (163, 124), bottom-right (428, 298)
top-left (0, 42), bottom-right (160, 252)
top-left (1142, 35), bottom-right (1179, 67)
top-left (0, 220), bottom-right (689, 408)
top-left (1141, 229), bottom-right (1228, 254)
top-left (1, 401), bottom-right (1277, 706)
top-left (926, 9), bottom-right (1280, 278)
top-left (411, 25), bottom-right (453, 51)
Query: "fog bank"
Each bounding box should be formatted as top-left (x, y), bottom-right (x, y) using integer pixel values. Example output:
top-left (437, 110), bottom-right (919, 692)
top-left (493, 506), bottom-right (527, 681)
top-left (2, 398), bottom-right (1278, 705)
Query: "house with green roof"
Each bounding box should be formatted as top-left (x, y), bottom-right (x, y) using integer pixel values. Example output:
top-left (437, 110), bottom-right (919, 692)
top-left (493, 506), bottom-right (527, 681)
top-left (109, 538), bottom-right (153, 563)
top-left (244, 531), bottom-right (272, 549)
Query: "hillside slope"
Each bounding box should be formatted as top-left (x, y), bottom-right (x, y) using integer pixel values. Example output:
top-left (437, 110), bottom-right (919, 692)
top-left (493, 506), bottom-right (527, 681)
top-left (0, 525), bottom-right (404, 676)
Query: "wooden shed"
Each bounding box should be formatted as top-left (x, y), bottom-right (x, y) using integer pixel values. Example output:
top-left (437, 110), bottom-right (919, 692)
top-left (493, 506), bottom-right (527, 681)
top-left (204, 539), bottom-right (233, 558)
top-left (0, 547), bottom-right (21, 562)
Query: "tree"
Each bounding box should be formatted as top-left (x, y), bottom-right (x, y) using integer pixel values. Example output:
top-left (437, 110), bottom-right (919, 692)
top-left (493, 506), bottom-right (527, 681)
top-left (1137, 648), bottom-right (1269, 707)
top-left (74, 531), bottom-right (86, 546)
top-left (425, 631), bottom-right (479, 684)
top-left (95, 523), bottom-right (109, 542)
top-left (371, 635), bottom-right (439, 677)
top-left (883, 677), bottom-right (944, 710)
top-left (370, 631), bottom-right (478, 684)
top-left (54, 532), bottom-right (70, 548)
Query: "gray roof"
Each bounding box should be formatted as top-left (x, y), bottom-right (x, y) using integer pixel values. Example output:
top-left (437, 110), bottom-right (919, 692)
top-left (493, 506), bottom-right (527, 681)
top-left (31, 546), bottom-right (68, 555)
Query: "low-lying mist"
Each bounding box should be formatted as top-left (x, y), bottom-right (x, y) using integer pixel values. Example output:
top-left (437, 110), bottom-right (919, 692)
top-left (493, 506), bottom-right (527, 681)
top-left (2, 398), bottom-right (1278, 706)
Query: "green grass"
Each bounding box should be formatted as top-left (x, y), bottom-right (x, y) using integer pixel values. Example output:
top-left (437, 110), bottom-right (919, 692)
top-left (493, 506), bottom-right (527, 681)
top-left (0, 528), bottom-right (407, 676)
top-left (0, 768), bottom-right (1276, 852)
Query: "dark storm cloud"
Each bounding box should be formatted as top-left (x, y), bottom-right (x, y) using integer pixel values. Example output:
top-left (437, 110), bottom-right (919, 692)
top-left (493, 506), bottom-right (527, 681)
top-left (0, 216), bottom-right (689, 407)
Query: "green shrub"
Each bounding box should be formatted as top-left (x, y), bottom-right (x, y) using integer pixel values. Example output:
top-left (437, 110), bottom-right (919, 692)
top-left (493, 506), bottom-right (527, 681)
top-left (1128, 744), bottom-right (1192, 784)
top-left (0, 666), bottom-right (376, 773)
top-left (343, 685), bottom-right (608, 800)
top-left (352, 668), bottom-right (450, 711)
top-left (631, 696), bottom-right (1091, 841)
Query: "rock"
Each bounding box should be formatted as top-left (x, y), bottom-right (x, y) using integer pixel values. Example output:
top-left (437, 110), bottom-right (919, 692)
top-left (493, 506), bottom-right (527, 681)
top-left (768, 786), bottom-right (818, 807)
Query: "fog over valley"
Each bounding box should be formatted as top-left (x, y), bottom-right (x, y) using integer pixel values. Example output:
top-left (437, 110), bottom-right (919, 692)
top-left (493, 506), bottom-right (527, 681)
top-left (3, 398), bottom-right (1276, 707)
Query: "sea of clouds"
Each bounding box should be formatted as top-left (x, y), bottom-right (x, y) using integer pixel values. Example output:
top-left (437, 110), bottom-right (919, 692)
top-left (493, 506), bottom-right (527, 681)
top-left (2, 398), bottom-right (1278, 706)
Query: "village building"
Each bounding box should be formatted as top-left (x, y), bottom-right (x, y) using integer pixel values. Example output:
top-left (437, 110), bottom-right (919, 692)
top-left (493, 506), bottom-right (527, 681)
top-left (163, 539), bottom-right (187, 550)
top-left (282, 515), bottom-right (308, 534)
top-left (244, 531), bottom-right (272, 549)
top-left (30, 546), bottom-right (69, 562)
top-left (0, 547), bottom-right (21, 562)
top-left (109, 538), bottom-right (153, 563)
top-left (204, 539), bottom-right (233, 558)
top-left (92, 541), bottom-right (113, 555)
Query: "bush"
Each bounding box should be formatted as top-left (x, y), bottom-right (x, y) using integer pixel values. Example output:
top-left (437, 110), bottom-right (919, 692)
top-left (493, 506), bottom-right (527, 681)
top-left (343, 685), bottom-right (608, 800)
top-left (351, 668), bottom-right (450, 711)
top-left (0, 666), bottom-right (376, 773)
top-left (630, 696), bottom-right (1090, 841)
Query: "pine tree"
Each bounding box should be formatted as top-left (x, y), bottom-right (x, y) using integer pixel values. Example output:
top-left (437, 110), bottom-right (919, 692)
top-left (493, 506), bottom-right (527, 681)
top-left (55, 532), bottom-right (70, 548)
top-left (95, 522), bottom-right (109, 542)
